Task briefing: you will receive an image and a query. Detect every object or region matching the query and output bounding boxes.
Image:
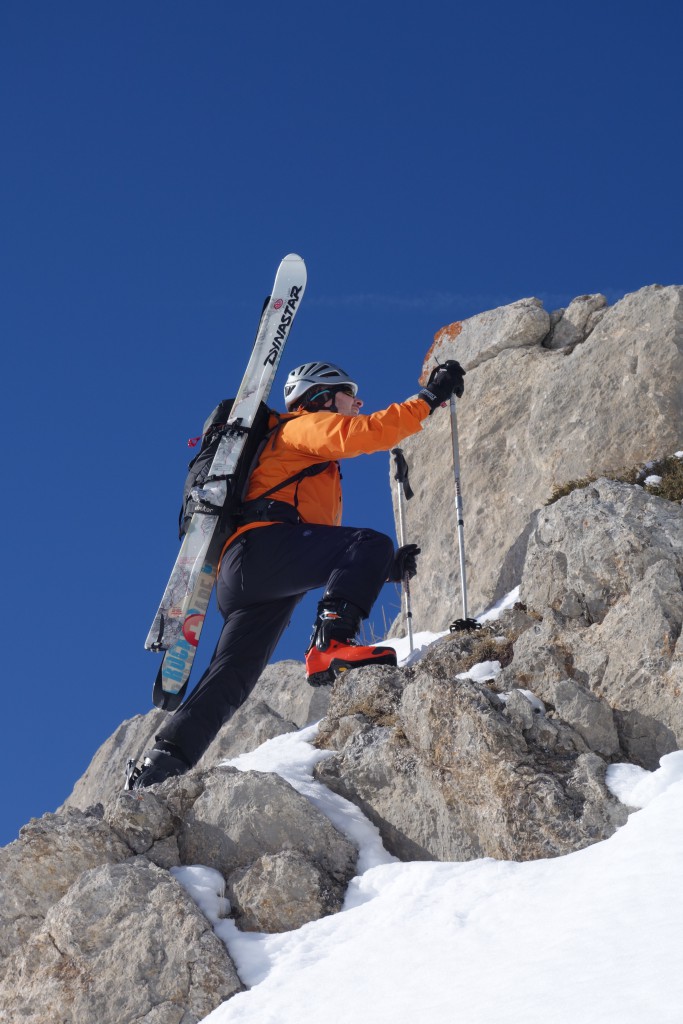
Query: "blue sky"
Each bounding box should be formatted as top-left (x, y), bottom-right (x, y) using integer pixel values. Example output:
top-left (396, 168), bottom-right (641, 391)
top-left (2, 0), bottom-right (681, 844)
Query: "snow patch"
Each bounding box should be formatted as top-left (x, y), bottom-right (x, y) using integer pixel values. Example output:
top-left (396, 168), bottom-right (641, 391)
top-left (195, 765), bottom-right (683, 1024)
top-left (606, 751), bottom-right (683, 807)
top-left (457, 659), bottom-right (502, 683)
top-left (384, 629), bottom-right (448, 667)
top-left (497, 688), bottom-right (546, 713)
top-left (172, 864), bottom-right (231, 924)
top-left (477, 584), bottom-right (521, 622)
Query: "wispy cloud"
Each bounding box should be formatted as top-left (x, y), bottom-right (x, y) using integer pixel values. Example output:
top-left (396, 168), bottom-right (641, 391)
top-left (158, 286), bottom-right (631, 317)
top-left (306, 290), bottom-right (516, 312)
top-left (312, 285), bottom-right (632, 315)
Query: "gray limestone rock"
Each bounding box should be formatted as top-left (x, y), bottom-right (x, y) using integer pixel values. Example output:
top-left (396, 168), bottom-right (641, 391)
top-left (0, 858), bottom-right (242, 1024)
top-left (235, 658), bottom-right (330, 728)
top-left (162, 765), bottom-right (357, 886)
top-left (514, 479), bottom-right (683, 766)
top-left (104, 789), bottom-right (180, 868)
top-left (544, 293), bottom-right (607, 350)
top-left (314, 660), bottom-right (627, 864)
top-left (60, 708), bottom-right (167, 814)
top-left (198, 699), bottom-right (299, 766)
top-left (522, 480), bottom-right (683, 624)
top-left (585, 305), bottom-right (608, 334)
top-left (0, 808), bottom-right (130, 977)
top-left (425, 296), bottom-right (551, 371)
top-left (228, 849), bottom-right (347, 933)
top-left (520, 675), bottom-right (618, 758)
top-left (393, 284), bottom-right (683, 630)
top-left (612, 708), bottom-right (679, 771)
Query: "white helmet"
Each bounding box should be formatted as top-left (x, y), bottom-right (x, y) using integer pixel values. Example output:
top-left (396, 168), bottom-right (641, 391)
top-left (283, 362), bottom-right (358, 410)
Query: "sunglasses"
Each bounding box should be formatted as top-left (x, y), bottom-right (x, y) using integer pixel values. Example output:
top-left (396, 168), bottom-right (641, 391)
top-left (333, 385), bottom-right (357, 398)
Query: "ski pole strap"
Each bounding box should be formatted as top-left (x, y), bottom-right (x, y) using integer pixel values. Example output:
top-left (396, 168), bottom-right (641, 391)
top-left (391, 448), bottom-right (414, 500)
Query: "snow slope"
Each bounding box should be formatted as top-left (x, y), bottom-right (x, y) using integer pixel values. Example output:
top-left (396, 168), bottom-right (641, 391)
top-left (171, 596), bottom-right (683, 1024)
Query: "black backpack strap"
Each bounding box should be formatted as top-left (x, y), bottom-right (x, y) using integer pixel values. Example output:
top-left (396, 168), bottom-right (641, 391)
top-left (256, 459), bottom-right (332, 503)
top-left (240, 461), bottom-right (332, 525)
top-left (243, 410), bottom-right (332, 508)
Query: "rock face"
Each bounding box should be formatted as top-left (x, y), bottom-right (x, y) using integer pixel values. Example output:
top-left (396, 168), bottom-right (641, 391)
top-left (162, 766), bottom-right (358, 902)
top-left (0, 858), bottom-right (242, 1024)
top-left (0, 809), bottom-right (130, 980)
top-left (229, 850), bottom-right (347, 932)
top-left (506, 479), bottom-right (683, 768)
top-left (313, 475), bottom-right (681, 859)
top-left (424, 296), bottom-right (551, 369)
top-left (0, 764), bottom-right (357, 1020)
top-left (398, 284), bottom-right (683, 629)
top-left (314, 640), bottom-right (629, 863)
top-left (545, 293), bottom-right (608, 350)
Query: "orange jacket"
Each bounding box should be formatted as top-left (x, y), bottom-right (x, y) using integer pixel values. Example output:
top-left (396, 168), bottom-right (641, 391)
top-left (223, 396), bottom-right (430, 552)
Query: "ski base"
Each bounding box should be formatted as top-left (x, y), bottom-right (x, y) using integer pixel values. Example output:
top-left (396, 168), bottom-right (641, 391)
top-left (153, 665), bottom-right (188, 710)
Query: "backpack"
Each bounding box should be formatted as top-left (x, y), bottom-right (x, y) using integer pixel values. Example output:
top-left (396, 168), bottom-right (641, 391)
top-left (178, 399), bottom-right (329, 542)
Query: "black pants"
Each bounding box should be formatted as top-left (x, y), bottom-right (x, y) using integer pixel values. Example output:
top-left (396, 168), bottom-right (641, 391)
top-left (155, 523), bottom-right (395, 766)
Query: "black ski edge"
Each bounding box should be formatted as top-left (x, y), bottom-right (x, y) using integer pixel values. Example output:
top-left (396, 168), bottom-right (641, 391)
top-left (153, 665), bottom-right (188, 711)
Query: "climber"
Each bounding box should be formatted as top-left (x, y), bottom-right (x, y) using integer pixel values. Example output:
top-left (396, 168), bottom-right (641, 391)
top-left (129, 359), bottom-right (465, 788)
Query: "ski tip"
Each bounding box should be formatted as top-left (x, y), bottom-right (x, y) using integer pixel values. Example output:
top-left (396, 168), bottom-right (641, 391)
top-left (283, 253), bottom-right (305, 263)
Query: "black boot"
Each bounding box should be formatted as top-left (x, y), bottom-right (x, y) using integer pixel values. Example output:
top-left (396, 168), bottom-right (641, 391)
top-left (125, 746), bottom-right (190, 791)
top-left (308, 597), bottom-right (364, 651)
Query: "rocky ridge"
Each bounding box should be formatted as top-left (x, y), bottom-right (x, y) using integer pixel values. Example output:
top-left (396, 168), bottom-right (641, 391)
top-left (404, 283), bottom-right (682, 628)
top-left (1, 284), bottom-right (681, 1024)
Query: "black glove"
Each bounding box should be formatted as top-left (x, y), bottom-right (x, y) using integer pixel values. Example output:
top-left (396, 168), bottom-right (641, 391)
top-left (388, 544), bottom-right (421, 582)
top-left (418, 360), bottom-right (466, 413)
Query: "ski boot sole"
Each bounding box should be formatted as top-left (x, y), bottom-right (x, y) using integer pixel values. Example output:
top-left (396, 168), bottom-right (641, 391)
top-left (307, 667), bottom-right (337, 687)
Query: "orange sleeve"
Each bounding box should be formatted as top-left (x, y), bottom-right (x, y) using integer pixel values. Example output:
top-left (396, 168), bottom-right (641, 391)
top-left (279, 397), bottom-right (430, 459)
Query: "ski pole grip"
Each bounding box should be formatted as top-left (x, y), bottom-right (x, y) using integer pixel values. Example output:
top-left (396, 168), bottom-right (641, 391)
top-left (391, 448), bottom-right (414, 500)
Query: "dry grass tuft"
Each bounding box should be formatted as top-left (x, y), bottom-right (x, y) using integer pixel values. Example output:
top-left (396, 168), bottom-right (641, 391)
top-left (546, 453), bottom-right (683, 505)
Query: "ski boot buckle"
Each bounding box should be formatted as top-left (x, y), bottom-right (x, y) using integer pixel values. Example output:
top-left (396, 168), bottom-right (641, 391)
top-left (124, 758), bottom-right (142, 791)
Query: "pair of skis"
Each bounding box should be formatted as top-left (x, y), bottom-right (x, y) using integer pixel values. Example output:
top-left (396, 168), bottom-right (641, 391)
top-left (145, 254), bottom-right (307, 710)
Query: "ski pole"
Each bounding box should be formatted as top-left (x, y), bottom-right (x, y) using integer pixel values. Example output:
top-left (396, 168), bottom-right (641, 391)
top-left (448, 395), bottom-right (480, 632)
top-left (391, 448), bottom-right (414, 653)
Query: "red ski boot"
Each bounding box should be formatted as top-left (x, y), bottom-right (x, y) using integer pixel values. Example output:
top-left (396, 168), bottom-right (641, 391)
top-left (305, 599), bottom-right (397, 686)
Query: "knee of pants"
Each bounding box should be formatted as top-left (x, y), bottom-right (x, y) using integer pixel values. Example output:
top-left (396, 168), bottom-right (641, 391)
top-left (356, 528), bottom-right (395, 563)
top-left (325, 528), bottom-right (395, 606)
